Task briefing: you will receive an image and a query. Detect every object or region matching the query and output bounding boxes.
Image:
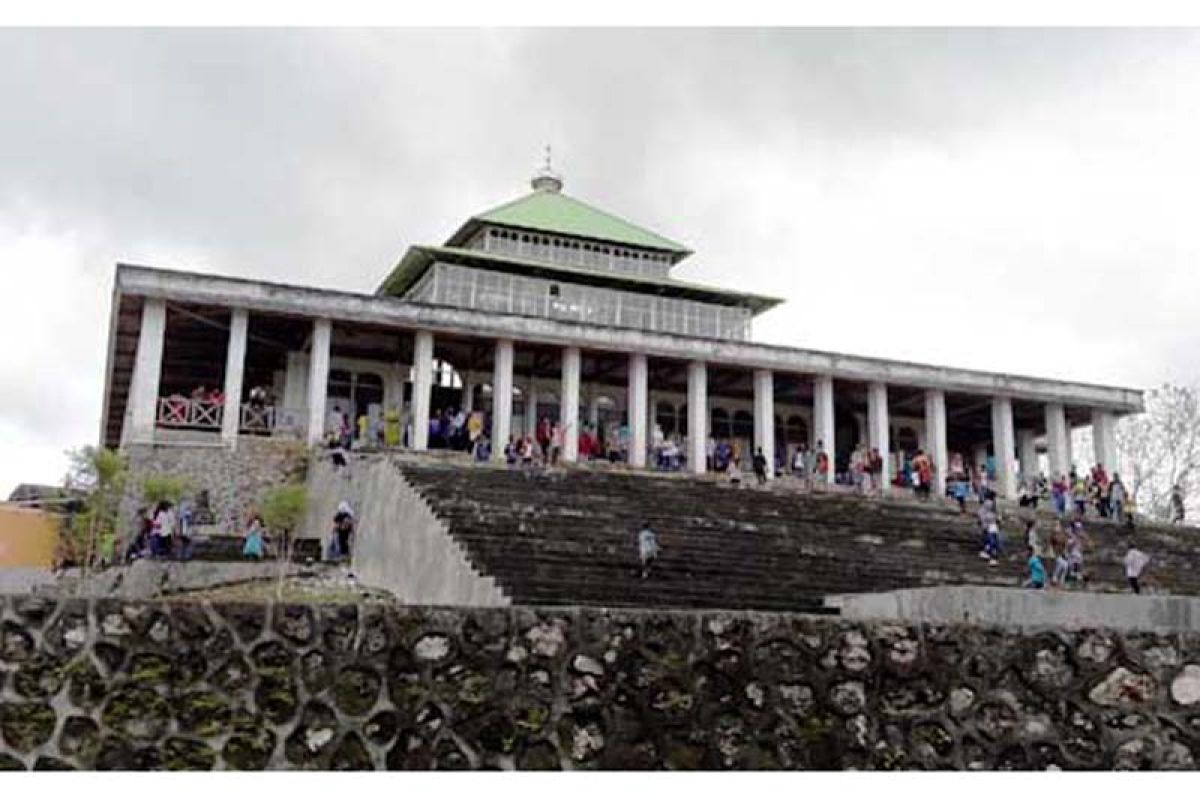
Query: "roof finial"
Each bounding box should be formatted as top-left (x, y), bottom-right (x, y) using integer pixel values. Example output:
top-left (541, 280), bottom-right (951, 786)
top-left (531, 144), bottom-right (563, 193)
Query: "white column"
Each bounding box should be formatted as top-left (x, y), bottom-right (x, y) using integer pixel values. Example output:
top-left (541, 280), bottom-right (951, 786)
top-left (561, 346), bottom-right (581, 462)
top-left (411, 330), bottom-right (434, 451)
top-left (1044, 402), bottom-right (1069, 479)
top-left (384, 365), bottom-right (406, 415)
top-left (628, 353), bottom-right (648, 468)
top-left (924, 388), bottom-right (948, 496)
top-left (129, 297), bottom-right (167, 443)
top-left (461, 371), bottom-right (476, 412)
top-left (753, 369), bottom-right (775, 479)
top-left (220, 308), bottom-right (249, 445)
top-left (813, 375), bottom-right (835, 462)
top-left (991, 396), bottom-right (1017, 499)
top-left (283, 351), bottom-right (309, 410)
top-left (867, 382), bottom-right (890, 489)
top-left (306, 318), bottom-right (331, 446)
top-left (687, 361), bottom-right (708, 475)
top-left (1092, 409), bottom-right (1118, 472)
top-left (525, 382), bottom-right (539, 437)
top-left (492, 339), bottom-right (514, 461)
top-left (1017, 429), bottom-right (1039, 482)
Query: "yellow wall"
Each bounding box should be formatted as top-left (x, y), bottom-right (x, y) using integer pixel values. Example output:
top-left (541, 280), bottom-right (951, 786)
top-left (0, 504), bottom-right (60, 567)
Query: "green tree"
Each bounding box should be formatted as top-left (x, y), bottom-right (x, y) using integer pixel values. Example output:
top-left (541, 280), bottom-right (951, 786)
top-left (259, 484), bottom-right (308, 600)
top-left (62, 446), bottom-right (128, 578)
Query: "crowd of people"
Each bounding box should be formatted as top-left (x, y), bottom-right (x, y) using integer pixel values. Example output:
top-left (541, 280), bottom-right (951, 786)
top-left (124, 498), bottom-right (196, 562)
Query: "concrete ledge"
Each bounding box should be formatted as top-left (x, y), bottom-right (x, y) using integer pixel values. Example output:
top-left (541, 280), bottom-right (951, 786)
top-left (828, 586), bottom-right (1200, 634)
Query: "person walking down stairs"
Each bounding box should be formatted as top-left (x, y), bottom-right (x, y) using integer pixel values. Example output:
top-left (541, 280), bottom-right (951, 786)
top-left (752, 448), bottom-right (768, 485)
top-left (638, 522), bottom-right (659, 579)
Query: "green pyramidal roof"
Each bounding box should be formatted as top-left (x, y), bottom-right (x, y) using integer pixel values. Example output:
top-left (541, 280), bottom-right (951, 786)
top-left (446, 187), bottom-right (691, 255)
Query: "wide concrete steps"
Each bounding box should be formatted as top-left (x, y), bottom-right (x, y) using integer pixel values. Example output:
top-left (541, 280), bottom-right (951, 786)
top-left (392, 459), bottom-right (1200, 612)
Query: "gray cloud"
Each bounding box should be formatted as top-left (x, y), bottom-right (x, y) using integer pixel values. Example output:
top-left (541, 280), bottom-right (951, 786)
top-left (1, 28), bottom-right (1198, 494)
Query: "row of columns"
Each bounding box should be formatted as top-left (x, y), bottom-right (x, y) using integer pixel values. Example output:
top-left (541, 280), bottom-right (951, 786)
top-left (126, 301), bottom-right (1122, 490)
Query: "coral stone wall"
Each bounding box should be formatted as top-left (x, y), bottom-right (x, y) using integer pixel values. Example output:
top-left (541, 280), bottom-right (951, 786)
top-left (119, 438), bottom-right (308, 536)
top-left (3, 595), bottom-right (1200, 770)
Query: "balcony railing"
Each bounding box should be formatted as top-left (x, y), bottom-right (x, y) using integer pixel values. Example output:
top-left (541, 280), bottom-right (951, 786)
top-left (156, 397), bottom-right (306, 437)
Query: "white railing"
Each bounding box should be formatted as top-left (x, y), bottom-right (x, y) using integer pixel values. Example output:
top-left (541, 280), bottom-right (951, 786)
top-left (157, 397), bottom-right (307, 437)
top-left (157, 397), bottom-right (224, 429)
top-left (241, 404), bottom-right (307, 437)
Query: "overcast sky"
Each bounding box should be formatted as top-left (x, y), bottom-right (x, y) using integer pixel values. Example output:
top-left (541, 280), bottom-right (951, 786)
top-left (2, 28), bottom-right (1198, 495)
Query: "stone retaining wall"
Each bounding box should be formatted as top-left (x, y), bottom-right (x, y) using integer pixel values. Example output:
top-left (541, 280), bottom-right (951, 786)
top-left (120, 438), bottom-right (308, 536)
top-left (2, 596), bottom-right (1200, 770)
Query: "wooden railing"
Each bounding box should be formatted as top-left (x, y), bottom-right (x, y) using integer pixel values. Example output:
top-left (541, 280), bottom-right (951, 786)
top-left (156, 397), bottom-right (306, 437)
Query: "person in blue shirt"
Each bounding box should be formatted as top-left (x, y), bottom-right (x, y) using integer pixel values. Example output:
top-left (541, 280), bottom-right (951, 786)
top-left (953, 474), bottom-right (970, 513)
top-left (1025, 546), bottom-right (1046, 589)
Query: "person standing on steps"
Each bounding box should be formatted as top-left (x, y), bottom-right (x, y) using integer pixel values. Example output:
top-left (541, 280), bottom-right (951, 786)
top-left (638, 521), bottom-right (659, 579)
top-left (727, 458), bottom-right (743, 488)
top-left (1124, 542), bottom-right (1150, 595)
top-left (752, 447), bottom-right (768, 485)
top-left (1050, 521), bottom-right (1070, 587)
top-left (1109, 473), bottom-right (1128, 524)
top-left (1171, 484), bottom-right (1186, 524)
top-left (814, 440), bottom-right (830, 491)
top-left (332, 501), bottom-right (355, 562)
top-left (1025, 545), bottom-right (1047, 590)
top-left (977, 496), bottom-right (1002, 566)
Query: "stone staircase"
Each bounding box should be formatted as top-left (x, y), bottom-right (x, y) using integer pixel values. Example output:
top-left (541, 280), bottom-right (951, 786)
top-left (390, 457), bottom-right (1200, 613)
top-left (163, 524), bottom-right (322, 563)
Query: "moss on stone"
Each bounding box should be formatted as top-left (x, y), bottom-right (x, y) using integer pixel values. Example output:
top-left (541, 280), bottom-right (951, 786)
top-left (332, 665), bottom-right (382, 717)
top-left (1, 621), bottom-right (35, 663)
top-left (516, 740), bottom-right (561, 770)
top-left (101, 685), bottom-right (170, 741)
top-left (0, 753), bottom-right (25, 771)
top-left (0, 701), bottom-right (57, 753)
top-left (329, 732), bottom-right (373, 771)
top-left (66, 658), bottom-right (107, 709)
top-left (254, 673), bottom-right (300, 725)
top-left (32, 756), bottom-right (75, 771)
top-left (129, 652), bottom-right (175, 684)
top-left (251, 640), bottom-right (295, 671)
top-left (162, 737), bottom-right (216, 771)
top-left (222, 726), bottom-right (277, 771)
top-left (93, 735), bottom-right (134, 771)
top-left (14, 655), bottom-right (66, 699)
top-left (93, 642), bottom-right (127, 674)
top-left (176, 691), bottom-right (233, 737)
top-left (58, 715), bottom-right (102, 763)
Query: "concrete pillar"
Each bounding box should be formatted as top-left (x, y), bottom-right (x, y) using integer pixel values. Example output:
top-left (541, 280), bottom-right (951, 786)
top-left (411, 330), bottom-right (434, 451)
top-left (813, 375), bottom-right (835, 465)
top-left (525, 382), bottom-right (539, 437)
top-left (492, 339), bottom-right (513, 462)
top-left (461, 371), bottom-right (476, 412)
top-left (1092, 409), bottom-right (1118, 473)
top-left (924, 389), bottom-right (948, 496)
top-left (867, 382), bottom-right (890, 489)
top-left (220, 308), bottom-right (249, 445)
top-left (753, 369), bottom-right (775, 479)
top-left (628, 353), bottom-right (648, 468)
top-left (1017, 429), bottom-right (1039, 482)
top-left (283, 351), bottom-right (309, 410)
top-left (129, 297), bottom-right (167, 443)
top-left (384, 365), bottom-right (406, 416)
top-left (1045, 402), bottom-right (1069, 479)
top-left (306, 318), bottom-right (331, 446)
top-left (687, 361), bottom-right (708, 475)
top-left (991, 396), bottom-right (1017, 499)
top-left (561, 346), bottom-right (581, 462)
